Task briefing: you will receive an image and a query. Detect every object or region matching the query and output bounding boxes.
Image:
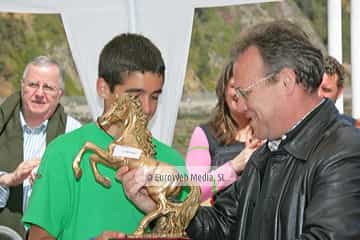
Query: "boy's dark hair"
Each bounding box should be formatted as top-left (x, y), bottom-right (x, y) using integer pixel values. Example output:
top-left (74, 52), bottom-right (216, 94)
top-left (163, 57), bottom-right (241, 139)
top-left (98, 33), bottom-right (165, 92)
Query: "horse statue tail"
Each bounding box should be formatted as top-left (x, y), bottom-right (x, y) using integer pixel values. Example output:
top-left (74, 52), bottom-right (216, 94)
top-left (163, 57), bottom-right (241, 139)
top-left (178, 182), bottom-right (201, 227)
top-left (152, 181), bottom-right (201, 236)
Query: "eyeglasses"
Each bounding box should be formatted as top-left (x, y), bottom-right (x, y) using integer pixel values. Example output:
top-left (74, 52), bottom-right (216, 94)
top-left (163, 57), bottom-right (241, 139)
top-left (234, 73), bottom-right (275, 100)
top-left (23, 80), bottom-right (60, 96)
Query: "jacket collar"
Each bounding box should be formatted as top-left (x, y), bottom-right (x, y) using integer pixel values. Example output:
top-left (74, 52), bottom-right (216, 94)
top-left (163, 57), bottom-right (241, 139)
top-left (281, 99), bottom-right (338, 160)
top-left (0, 91), bottom-right (22, 136)
top-left (251, 99), bottom-right (339, 168)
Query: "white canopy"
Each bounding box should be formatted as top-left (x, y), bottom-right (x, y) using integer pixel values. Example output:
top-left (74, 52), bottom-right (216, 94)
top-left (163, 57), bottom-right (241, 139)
top-left (1, 0), bottom-right (357, 145)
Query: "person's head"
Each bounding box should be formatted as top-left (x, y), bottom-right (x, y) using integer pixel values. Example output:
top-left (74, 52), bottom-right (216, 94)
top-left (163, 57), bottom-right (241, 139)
top-left (232, 20), bottom-right (323, 140)
top-left (21, 56), bottom-right (64, 125)
top-left (318, 56), bottom-right (345, 102)
top-left (96, 33), bottom-right (165, 120)
top-left (209, 61), bottom-right (248, 144)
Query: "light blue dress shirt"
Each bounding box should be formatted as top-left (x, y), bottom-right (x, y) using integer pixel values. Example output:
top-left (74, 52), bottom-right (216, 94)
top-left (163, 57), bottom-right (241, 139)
top-left (0, 111), bottom-right (81, 212)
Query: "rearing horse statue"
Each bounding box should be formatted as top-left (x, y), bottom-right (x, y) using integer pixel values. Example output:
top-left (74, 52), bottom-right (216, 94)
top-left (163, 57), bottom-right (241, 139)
top-left (72, 95), bottom-right (200, 237)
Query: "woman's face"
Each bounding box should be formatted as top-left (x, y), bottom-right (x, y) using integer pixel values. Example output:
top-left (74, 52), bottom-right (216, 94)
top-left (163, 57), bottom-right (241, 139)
top-left (225, 76), bottom-right (247, 121)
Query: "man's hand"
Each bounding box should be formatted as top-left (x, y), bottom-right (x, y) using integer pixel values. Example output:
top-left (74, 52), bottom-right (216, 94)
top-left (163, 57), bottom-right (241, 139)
top-left (95, 231), bottom-right (125, 240)
top-left (0, 159), bottom-right (40, 187)
top-left (230, 128), bottom-right (264, 174)
top-left (116, 166), bottom-right (156, 213)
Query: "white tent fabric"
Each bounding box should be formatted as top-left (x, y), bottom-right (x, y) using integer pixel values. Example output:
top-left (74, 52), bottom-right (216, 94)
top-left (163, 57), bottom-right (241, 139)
top-left (328, 0), bottom-right (343, 113)
top-left (351, 0), bottom-right (360, 118)
top-left (62, 7), bottom-right (129, 126)
top-left (1, 0), bottom-right (355, 145)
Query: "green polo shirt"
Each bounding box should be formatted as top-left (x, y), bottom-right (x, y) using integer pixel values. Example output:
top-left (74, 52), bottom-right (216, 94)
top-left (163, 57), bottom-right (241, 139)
top-left (23, 123), bottom-right (186, 240)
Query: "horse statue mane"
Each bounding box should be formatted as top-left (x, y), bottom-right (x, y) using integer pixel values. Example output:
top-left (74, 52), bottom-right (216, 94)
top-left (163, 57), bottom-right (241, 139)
top-left (108, 95), bottom-right (155, 157)
top-left (72, 94), bottom-right (201, 238)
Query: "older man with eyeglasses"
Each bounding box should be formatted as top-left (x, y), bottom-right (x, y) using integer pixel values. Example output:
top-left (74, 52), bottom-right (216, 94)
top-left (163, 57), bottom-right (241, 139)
top-left (0, 56), bottom-right (81, 238)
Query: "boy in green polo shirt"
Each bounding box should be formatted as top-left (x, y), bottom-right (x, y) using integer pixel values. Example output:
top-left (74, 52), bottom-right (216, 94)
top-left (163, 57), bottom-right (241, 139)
top-left (23, 33), bottom-right (187, 240)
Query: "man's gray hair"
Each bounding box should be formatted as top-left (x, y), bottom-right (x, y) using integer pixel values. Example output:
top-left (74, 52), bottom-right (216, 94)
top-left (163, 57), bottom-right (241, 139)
top-left (22, 56), bottom-right (65, 90)
top-left (232, 20), bottom-right (324, 93)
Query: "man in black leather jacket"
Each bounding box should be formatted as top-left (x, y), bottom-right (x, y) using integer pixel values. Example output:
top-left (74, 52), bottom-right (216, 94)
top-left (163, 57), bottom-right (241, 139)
top-left (119, 20), bottom-right (360, 240)
top-left (185, 21), bottom-right (360, 240)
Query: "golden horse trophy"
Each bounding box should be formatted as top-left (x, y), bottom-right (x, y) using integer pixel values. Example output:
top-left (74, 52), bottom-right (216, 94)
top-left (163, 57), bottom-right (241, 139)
top-left (72, 95), bottom-right (200, 239)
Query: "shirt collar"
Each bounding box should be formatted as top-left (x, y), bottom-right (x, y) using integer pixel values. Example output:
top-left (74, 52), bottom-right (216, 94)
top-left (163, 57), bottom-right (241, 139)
top-left (20, 111), bottom-right (48, 134)
top-left (267, 99), bottom-right (325, 152)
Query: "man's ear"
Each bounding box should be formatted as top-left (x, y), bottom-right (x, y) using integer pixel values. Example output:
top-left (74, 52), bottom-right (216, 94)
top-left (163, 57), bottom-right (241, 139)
top-left (279, 68), bottom-right (296, 94)
top-left (59, 89), bottom-right (64, 98)
top-left (96, 77), bottom-right (110, 98)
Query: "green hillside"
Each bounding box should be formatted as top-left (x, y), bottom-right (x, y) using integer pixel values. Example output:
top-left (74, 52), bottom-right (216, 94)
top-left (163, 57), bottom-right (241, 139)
top-left (184, 0), bottom-right (351, 96)
top-left (0, 13), bottom-right (83, 97)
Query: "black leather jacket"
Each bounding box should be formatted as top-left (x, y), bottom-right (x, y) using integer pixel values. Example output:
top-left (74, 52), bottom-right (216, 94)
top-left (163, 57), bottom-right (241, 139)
top-left (187, 100), bottom-right (360, 240)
